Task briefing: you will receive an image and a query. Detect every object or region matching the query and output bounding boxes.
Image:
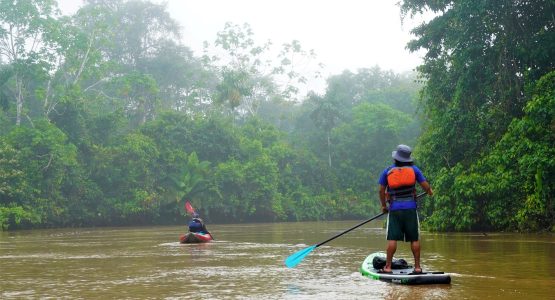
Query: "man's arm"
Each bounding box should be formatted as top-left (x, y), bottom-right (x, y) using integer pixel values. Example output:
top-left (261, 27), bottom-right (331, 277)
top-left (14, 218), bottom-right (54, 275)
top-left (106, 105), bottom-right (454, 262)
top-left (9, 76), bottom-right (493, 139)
top-left (419, 181), bottom-right (434, 196)
top-left (379, 185), bottom-right (388, 213)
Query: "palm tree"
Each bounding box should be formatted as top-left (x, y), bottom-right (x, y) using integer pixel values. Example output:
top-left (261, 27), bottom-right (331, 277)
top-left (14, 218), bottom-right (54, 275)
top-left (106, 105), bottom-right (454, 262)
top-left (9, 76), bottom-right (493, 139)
top-left (170, 152), bottom-right (211, 212)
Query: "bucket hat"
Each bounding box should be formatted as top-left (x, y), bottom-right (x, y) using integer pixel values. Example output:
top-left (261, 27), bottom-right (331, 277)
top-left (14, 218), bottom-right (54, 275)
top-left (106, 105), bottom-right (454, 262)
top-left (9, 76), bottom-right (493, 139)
top-left (392, 144), bottom-right (413, 162)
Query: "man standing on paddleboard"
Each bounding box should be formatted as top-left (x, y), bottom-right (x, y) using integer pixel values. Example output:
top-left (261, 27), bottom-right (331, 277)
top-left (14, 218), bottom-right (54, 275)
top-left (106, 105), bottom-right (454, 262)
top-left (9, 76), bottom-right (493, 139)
top-left (377, 144), bottom-right (434, 274)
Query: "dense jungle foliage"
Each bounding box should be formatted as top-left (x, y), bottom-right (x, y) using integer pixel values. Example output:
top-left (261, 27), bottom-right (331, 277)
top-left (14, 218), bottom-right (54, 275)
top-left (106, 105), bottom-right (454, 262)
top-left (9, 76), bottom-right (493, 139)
top-left (0, 0), bottom-right (553, 232)
top-left (401, 0), bottom-right (554, 231)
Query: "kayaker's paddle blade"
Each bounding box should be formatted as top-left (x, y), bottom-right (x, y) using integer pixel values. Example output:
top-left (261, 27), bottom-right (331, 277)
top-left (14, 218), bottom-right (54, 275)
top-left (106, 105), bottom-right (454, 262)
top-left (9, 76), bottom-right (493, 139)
top-left (185, 201), bottom-right (195, 215)
top-left (285, 245), bottom-right (316, 268)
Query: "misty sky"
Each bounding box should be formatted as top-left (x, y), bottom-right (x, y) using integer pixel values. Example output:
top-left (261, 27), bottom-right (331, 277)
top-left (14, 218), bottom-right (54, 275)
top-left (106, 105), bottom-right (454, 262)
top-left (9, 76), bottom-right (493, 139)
top-left (59, 0), bottom-right (429, 93)
top-left (171, 1), bottom-right (427, 73)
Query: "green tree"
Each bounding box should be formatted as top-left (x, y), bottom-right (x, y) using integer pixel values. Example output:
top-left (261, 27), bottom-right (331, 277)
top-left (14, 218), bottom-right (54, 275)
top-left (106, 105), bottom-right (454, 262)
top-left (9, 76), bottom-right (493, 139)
top-left (401, 0), bottom-right (555, 231)
top-left (172, 152), bottom-right (211, 207)
top-left (89, 132), bottom-right (160, 224)
top-left (207, 22), bottom-right (321, 120)
top-left (66, 0), bottom-right (205, 124)
top-left (308, 92), bottom-right (342, 168)
top-left (2, 120), bottom-right (80, 228)
top-left (0, 139), bottom-right (38, 229)
top-left (333, 103), bottom-right (413, 194)
top-left (423, 72), bottom-right (555, 231)
top-left (401, 0), bottom-right (555, 172)
top-left (0, 0), bottom-right (60, 125)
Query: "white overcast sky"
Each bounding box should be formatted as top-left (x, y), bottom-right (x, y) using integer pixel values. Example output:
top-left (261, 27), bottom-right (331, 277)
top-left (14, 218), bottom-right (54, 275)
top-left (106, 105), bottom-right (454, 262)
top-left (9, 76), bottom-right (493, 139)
top-left (59, 0), bottom-right (430, 92)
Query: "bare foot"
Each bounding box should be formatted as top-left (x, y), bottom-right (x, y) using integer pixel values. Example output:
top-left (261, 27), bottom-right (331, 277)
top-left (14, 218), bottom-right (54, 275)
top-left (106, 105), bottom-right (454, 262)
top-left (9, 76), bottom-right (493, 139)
top-left (378, 268), bottom-right (393, 274)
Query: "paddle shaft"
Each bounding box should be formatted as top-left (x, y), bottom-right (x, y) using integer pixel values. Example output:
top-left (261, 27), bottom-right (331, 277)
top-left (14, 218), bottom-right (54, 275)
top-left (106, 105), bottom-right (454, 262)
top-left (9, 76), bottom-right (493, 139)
top-left (315, 212), bottom-right (384, 247)
top-left (315, 192), bottom-right (427, 248)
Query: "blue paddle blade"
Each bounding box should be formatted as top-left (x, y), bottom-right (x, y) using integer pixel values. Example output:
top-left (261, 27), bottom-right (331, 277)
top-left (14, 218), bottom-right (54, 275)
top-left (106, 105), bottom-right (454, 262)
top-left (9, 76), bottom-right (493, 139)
top-left (284, 245), bottom-right (317, 268)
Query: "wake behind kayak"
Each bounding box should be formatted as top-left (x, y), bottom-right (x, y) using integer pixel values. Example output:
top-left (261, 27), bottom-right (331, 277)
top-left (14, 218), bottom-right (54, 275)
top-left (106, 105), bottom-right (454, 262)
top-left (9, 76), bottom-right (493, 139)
top-left (360, 252), bottom-right (451, 285)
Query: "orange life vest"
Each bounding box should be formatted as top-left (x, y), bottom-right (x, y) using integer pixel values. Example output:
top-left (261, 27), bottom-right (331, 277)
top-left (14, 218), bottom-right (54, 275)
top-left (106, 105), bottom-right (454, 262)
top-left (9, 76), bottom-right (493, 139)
top-left (386, 166), bottom-right (416, 199)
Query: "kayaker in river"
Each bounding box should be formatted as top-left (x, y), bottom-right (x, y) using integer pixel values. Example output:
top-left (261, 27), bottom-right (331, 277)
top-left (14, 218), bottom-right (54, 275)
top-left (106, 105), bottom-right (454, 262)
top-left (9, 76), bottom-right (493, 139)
top-left (377, 144), bottom-right (433, 274)
top-left (188, 213), bottom-right (209, 234)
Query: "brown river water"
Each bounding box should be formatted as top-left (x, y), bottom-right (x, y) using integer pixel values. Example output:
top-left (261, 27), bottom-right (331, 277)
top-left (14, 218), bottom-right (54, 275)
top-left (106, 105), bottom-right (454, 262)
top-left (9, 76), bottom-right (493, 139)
top-left (1, 220), bottom-right (554, 299)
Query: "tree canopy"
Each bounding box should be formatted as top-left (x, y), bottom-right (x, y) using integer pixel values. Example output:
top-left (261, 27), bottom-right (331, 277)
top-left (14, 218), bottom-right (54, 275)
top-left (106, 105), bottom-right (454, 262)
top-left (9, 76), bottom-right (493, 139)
top-left (401, 0), bottom-right (555, 231)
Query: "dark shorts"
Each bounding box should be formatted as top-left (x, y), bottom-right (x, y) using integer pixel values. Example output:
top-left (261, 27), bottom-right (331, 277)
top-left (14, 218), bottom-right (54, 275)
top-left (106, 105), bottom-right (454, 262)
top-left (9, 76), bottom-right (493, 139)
top-left (386, 209), bottom-right (419, 242)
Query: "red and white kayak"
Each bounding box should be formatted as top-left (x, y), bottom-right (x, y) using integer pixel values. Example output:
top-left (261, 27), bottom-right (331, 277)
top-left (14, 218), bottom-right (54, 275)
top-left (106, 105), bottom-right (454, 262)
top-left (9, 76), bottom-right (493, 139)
top-left (179, 232), bottom-right (213, 243)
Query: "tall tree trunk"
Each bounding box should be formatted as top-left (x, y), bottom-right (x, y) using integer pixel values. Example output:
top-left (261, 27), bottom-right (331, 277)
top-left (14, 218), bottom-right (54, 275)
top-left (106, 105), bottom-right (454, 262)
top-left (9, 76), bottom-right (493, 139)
top-left (15, 75), bottom-right (23, 126)
top-left (327, 131), bottom-right (332, 168)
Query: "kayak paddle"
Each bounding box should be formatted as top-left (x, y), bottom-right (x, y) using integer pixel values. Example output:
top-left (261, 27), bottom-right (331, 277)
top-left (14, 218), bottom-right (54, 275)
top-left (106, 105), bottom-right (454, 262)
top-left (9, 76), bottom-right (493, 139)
top-left (185, 201), bottom-right (196, 215)
top-left (284, 192), bottom-right (428, 268)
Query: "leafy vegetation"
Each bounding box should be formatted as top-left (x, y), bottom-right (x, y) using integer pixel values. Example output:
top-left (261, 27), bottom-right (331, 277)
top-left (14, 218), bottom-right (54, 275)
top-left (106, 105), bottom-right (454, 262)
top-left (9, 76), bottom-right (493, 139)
top-left (402, 0), bottom-right (555, 231)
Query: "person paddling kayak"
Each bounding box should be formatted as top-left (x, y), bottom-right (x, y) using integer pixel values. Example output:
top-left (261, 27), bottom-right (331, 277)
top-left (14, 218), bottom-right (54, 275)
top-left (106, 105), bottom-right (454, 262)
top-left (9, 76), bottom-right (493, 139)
top-left (377, 144), bottom-right (433, 274)
top-left (188, 213), bottom-right (209, 234)
top-left (180, 201), bottom-right (214, 243)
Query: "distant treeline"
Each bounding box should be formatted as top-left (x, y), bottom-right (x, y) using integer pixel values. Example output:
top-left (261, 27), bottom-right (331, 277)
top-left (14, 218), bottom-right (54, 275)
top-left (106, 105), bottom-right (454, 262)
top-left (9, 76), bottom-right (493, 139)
top-left (1, 0), bottom-right (553, 232)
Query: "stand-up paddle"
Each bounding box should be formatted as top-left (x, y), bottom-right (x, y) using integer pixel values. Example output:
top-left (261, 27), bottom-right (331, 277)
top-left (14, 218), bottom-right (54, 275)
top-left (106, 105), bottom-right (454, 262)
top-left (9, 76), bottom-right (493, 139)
top-left (284, 212), bottom-right (384, 268)
top-left (284, 192), bottom-right (427, 268)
